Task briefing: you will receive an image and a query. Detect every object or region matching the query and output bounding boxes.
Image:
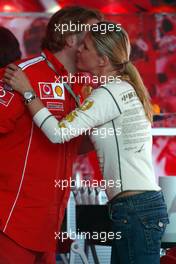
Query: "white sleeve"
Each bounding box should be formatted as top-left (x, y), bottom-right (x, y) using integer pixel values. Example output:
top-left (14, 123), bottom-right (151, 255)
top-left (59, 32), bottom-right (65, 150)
top-left (33, 87), bottom-right (121, 143)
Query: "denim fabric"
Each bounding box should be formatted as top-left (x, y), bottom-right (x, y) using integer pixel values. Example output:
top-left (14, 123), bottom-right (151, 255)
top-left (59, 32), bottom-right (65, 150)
top-left (108, 191), bottom-right (169, 264)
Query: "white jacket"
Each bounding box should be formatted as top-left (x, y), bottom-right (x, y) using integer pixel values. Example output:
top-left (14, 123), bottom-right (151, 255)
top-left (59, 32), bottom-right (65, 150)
top-left (34, 80), bottom-right (161, 200)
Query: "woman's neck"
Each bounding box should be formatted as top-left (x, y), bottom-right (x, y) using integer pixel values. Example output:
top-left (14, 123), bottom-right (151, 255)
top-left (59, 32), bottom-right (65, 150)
top-left (95, 68), bottom-right (121, 85)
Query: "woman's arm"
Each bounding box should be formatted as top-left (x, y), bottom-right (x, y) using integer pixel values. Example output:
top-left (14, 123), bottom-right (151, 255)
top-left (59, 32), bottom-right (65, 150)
top-left (4, 64), bottom-right (121, 144)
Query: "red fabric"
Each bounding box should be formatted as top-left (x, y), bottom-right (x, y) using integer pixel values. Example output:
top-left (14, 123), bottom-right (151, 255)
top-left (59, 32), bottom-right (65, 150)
top-left (57, 237), bottom-right (73, 254)
top-left (156, 138), bottom-right (176, 176)
top-left (160, 247), bottom-right (176, 264)
top-left (0, 232), bottom-right (55, 264)
top-left (0, 49), bottom-right (81, 252)
top-left (87, 151), bottom-right (103, 182)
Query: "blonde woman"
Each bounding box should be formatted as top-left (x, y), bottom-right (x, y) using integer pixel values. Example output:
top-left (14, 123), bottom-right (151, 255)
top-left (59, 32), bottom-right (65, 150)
top-left (4, 22), bottom-right (169, 264)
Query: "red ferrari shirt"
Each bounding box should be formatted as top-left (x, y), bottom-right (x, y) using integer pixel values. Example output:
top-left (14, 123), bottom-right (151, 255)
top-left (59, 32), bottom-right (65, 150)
top-left (0, 49), bottom-right (80, 252)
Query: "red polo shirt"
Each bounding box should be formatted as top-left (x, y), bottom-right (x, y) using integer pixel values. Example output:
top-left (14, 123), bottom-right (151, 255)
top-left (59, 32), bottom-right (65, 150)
top-left (0, 49), bottom-right (80, 252)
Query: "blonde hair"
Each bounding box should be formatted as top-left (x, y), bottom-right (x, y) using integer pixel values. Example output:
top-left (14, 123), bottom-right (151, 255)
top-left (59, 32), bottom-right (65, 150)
top-left (90, 21), bottom-right (153, 123)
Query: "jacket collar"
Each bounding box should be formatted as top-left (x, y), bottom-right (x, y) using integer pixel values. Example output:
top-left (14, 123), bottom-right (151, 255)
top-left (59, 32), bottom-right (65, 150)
top-left (42, 49), bottom-right (68, 76)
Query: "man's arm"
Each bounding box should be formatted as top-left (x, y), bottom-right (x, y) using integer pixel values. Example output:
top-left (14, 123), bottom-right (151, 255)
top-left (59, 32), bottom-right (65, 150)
top-left (0, 80), bottom-right (25, 134)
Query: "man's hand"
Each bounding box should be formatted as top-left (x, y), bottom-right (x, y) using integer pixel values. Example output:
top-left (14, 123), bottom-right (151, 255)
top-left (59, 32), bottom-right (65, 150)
top-left (3, 64), bottom-right (33, 95)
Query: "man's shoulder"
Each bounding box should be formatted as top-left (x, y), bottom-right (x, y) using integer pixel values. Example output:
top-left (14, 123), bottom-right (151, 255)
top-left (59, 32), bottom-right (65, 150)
top-left (17, 54), bottom-right (45, 71)
top-left (0, 54), bottom-right (45, 75)
top-left (0, 54), bottom-right (46, 82)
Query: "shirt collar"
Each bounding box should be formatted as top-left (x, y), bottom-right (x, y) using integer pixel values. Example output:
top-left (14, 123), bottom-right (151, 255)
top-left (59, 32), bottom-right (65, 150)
top-left (42, 49), bottom-right (68, 76)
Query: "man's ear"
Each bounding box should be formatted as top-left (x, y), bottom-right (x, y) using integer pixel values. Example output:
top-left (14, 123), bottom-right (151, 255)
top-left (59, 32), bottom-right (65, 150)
top-left (99, 55), bottom-right (110, 67)
top-left (65, 34), bottom-right (78, 48)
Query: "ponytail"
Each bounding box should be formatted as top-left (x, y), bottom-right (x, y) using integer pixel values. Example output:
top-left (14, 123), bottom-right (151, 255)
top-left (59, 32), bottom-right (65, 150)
top-left (90, 21), bottom-right (153, 123)
top-left (122, 62), bottom-right (153, 123)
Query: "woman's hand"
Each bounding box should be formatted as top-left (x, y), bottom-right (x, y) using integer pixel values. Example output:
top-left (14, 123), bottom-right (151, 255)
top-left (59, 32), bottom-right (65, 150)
top-left (81, 85), bottom-right (93, 100)
top-left (3, 64), bottom-right (33, 95)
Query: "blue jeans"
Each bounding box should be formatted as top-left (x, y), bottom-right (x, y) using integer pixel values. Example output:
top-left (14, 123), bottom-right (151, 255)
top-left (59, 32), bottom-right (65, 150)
top-left (108, 191), bottom-right (169, 264)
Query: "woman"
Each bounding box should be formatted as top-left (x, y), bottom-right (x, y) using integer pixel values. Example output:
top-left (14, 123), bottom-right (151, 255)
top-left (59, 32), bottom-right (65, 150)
top-left (4, 21), bottom-right (169, 264)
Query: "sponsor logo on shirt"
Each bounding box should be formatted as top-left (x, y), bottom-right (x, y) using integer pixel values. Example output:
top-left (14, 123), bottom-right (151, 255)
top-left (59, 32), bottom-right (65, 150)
top-left (39, 82), bottom-right (65, 100)
top-left (65, 111), bottom-right (78, 122)
top-left (80, 99), bottom-right (94, 111)
top-left (0, 81), bottom-right (14, 107)
top-left (47, 102), bottom-right (64, 111)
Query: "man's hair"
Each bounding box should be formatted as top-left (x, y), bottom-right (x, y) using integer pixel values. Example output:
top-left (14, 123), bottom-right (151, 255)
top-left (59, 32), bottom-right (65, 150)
top-left (0, 27), bottom-right (21, 68)
top-left (42, 6), bottom-right (103, 53)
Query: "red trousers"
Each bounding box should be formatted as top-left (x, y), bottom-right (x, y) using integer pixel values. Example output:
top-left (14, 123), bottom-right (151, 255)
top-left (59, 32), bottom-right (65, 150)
top-left (0, 232), bottom-right (55, 264)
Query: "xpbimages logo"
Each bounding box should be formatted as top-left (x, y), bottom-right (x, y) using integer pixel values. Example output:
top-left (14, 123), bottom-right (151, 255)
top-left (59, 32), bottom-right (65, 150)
top-left (54, 127), bottom-right (122, 139)
top-left (54, 178), bottom-right (121, 190)
top-left (55, 22), bottom-right (121, 35)
top-left (54, 73), bottom-right (122, 85)
top-left (55, 229), bottom-right (122, 243)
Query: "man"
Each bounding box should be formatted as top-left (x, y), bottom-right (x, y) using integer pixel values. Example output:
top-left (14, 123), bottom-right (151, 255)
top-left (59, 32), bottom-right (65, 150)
top-left (0, 7), bottom-right (102, 264)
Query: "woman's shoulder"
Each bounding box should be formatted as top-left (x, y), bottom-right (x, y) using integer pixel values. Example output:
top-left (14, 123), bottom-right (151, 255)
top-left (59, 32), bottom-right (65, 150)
top-left (99, 80), bottom-right (135, 97)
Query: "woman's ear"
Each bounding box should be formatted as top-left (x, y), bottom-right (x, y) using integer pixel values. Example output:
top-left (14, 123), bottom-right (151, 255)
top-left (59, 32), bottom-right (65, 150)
top-left (65, 34), bottom-right (78, 48)
top-left (99, 55), bottom-right (110, 67)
